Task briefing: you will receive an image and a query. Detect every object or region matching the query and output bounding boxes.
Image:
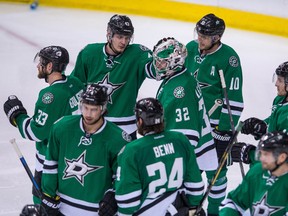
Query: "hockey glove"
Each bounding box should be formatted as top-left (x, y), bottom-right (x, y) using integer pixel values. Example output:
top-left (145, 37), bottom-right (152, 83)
top-left (3, 95), bottom-right (27, 127)
top-left (241, 117), bottom-right (267, 140)
top-left (231, 142), bottom-right (256, 164)
top-left (41, 193), bottom-right (60, 216)
top-left (212, 128), bottom-right (233, 166)
top-left (99, 189), bottom-right (117, 216)
top-left (188, 207), bottom-right (206, 216)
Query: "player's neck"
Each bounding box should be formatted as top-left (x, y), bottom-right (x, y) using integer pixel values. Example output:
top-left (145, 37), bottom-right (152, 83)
top-left (105, 43), bottom-right (119, 56)
top-left (271, 163), bottom-right (288, 177)
top-left (83, 117), bottom-right (104, 134)
top-left (201, 42), bottom-right (220, 55)
top-left (47, 72), bottom-right (63, 85)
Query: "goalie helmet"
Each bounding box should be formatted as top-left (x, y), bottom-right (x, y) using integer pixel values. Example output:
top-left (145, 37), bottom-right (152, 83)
top-left (81, 84), bottom-right (108, 107)
top-left (275, 61), bottom-right (288, 84)
top-left (135, 97), bottom-right (164, 127)
top-left (35, 46), bottom-right (69, 73)
top-left (196, 13), bottom-right (225, 37)
top-left (108, 14), bottom-right (134, 37)
top-left (257, 130), bottom-right (288, 163)
top-left (153, 37), bottom-right (187, 79)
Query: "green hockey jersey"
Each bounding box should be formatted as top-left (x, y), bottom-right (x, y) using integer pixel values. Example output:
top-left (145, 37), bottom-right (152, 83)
top-left (15, 75), bottom-right (84, 172)
top-left (71, 43), bottom-right (153, 134)
top-left (115, 130), bottom-right (204, 216)
top-left (42, 115), bottom-right (131, 216)
top-left (267, 98), bottom-right (288, 132)
top-left (185, 41), bottom-right (244, 131)
top-left (249, 96), bottom-right (288, 166)
top-left (219, 163), bottom-right (288, 215)
top-left (156, 68), bottom-right (218, 171)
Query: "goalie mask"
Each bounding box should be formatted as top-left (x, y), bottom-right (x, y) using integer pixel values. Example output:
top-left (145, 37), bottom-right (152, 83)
top-left (81, 84), bottom-right (109, 115)
top-left (34, 46), bottom-right (69, 73)
top-left (153, 37), bottom-right (187, 80)
top-left (196, 13), bottom-right (225, 37)
top-left (256, 130), bottom-right (288, 164)
top-left (135, 97), bottom-right (164, 127)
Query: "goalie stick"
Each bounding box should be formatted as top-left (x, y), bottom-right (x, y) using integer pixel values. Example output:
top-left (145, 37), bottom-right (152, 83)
top-left (195, 121), bottom-right (244, 214)
top-left (10, 138), bottom-right (42, 199)
top-left (219, 69), bottom-right (245, 178)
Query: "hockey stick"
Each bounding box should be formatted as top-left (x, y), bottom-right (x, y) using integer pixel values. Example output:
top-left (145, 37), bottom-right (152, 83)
top-left (195, 121), bottom-right (243, 214)
top-left (208, 99), bottom-right (223, 117)
top-left (218, 69), bottom-right (245, 178)
top-left (10, 138), bottom-right (42, 198)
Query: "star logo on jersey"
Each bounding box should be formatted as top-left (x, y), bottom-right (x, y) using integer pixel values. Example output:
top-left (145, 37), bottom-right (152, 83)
top-left (63, 151), bottom-right (103, 186)
top-left (193, 70), bottom-right (211, 89)
top-left (252, 192), bottom-right (284, 215)
top-left (97, 73), bottom-right (125, 104)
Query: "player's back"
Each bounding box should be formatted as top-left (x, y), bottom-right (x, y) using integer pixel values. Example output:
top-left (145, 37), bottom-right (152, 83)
top-left (119, 130), bottom-right (195, 197)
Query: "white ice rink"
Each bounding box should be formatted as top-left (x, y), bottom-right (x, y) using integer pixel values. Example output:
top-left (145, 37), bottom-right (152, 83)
top-left (0, 3), bottom-right (288, 215)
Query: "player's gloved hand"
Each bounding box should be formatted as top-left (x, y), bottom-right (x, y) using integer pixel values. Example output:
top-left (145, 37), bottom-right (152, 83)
top-left (41, 193), bottom-right (60, 216)
top-left (212, 128), bottom-right (233, 166)
top-left (241, 117), bottom-right (267, 140)
top-left (188, 207), bottom-right (206, 216)
top-left (231, 142), bottom-right (256, 164)
top-left (99, 189), bottom-right (117, 216)
top-left (3, 95), bottom-right (27, 127)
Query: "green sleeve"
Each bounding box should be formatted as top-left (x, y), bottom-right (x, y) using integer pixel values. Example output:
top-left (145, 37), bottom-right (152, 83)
top-left (41, 124), bottom-right (60, 197)
top-left (70, 48), bottom-right (88, 84)
top-left (116, 146), bottom-right (142, 214)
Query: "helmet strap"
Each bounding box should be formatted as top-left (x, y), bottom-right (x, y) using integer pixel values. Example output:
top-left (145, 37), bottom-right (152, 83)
top-left (108, 42), bottom-right (121, 55)
top-left (106, 30), bottom-right (121, 55)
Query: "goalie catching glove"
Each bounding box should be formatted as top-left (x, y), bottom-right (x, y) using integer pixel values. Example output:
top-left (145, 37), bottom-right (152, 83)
top-left (3, 95), bottom-right (27, 127)
top-left (231, 142), bottom-right (256, 164)
top-left (212, 128), bottom-right (233, 166)
top-left (99, 189), bottom-right (117, 216)
top-left (241, 117), bottom-right (267, 140)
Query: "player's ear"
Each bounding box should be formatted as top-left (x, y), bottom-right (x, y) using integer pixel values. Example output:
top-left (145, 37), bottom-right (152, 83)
top-left (278, 152), bottom-right (288, 163)
top-left (137, 118), bottom-right (143, 127)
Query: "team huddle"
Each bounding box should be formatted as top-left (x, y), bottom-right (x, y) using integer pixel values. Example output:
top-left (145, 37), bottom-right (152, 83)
top-left (3, 13), bottom-right (288, 216)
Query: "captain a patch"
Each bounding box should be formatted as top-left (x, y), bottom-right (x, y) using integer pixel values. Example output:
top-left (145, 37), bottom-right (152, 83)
top-left (173, 86), bottom-right (185, 98)
top-left (42, 92), bottom-right (54, 104)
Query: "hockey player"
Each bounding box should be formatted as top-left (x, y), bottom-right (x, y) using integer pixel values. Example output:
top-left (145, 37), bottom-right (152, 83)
top-left (231, 61), bottom-right (288, 166)
top-left (185, 14), bottom-right (244, 215)
top-left (3, 46), bottom-right (84, 204)
top-left (40, 84), bottom-right (131, 216)
top-left (71, 14), bottom-right (153, 139)
top-left (220, 130), bottom-right (288, 216)
top-left (150, 37), bottom-right (218, 214)
top-left (115, 97), bottom-right (205, 215)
